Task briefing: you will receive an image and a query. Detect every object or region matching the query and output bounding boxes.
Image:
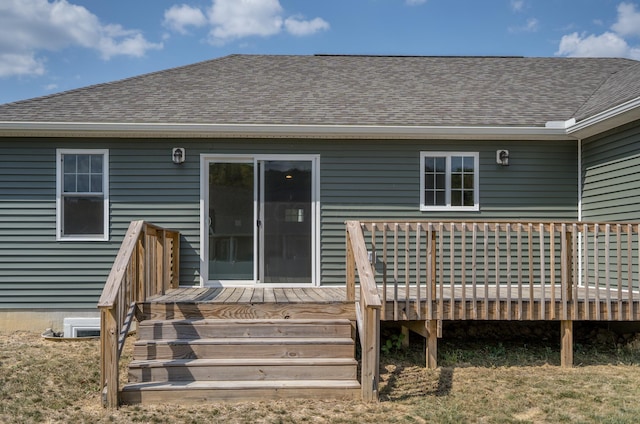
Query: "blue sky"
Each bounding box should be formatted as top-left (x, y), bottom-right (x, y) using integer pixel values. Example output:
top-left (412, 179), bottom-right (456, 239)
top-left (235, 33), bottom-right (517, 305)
top-left (1, 0), bottom-right (639, 105)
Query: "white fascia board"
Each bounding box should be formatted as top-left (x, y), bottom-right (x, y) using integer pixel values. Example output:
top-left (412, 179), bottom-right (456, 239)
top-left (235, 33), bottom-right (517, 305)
top-left (567, 96), bottom-right (640, 139)
top-left (545, 118), bottom-right (576, 129)
top-left (0, 121), bottom-right (573, 140)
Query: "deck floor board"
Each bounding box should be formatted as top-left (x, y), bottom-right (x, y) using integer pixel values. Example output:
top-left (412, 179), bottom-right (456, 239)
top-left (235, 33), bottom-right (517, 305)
top-left (145, 285), bottom-right (640, 321)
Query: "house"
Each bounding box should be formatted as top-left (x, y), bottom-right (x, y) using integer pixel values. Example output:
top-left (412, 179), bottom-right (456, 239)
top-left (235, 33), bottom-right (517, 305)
top-left (1, 54), bottom-right (639, 330)
top-left (1, 54), bottom-right (640, 404)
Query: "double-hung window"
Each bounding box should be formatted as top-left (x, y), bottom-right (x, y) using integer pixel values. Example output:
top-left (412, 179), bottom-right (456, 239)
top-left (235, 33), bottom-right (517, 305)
top-left (420, 152), bottom-right (479, 211)
top-left (56, 149), bottom-right (109, 240)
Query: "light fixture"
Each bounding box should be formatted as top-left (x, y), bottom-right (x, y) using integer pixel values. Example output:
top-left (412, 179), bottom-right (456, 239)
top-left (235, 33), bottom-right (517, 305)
top-left (172, 148), bottom-right (185, 165)
top-left (496, 149), bottom-right (509, 166)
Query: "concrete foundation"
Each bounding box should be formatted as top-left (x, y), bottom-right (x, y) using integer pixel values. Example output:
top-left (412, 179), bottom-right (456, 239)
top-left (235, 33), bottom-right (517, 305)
top-left (0, 309), bottom-right (100, 333)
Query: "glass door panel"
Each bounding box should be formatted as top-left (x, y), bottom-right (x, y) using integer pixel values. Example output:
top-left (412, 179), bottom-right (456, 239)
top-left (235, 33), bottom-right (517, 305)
top-left (261, 160), bottom-right (312, 284)
top-left (208, 162), bottom-right (254, 280)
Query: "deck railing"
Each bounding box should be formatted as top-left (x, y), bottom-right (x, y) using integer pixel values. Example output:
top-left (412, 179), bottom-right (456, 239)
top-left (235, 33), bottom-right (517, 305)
top-left (346, 221), bottom-right (381, 402)
top-left (350, 221), bottom-right (640, 323)
top-left (97, 221), bottom-right (180, 408)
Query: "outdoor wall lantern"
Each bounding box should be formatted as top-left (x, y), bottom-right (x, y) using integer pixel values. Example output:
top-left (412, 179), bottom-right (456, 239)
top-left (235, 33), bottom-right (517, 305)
top-left (496, 149), bottom-right (509, 166)
top-left (172, 148), bottom-right (185, 164)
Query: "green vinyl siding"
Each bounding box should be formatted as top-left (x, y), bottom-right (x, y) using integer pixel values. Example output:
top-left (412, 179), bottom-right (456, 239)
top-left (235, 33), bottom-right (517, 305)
top-left (0, 137), bottom-right (578, 308)
top-left (582, 120), bottom-right (640, 222)
top-left (320, 139), bottom-right (579, 284)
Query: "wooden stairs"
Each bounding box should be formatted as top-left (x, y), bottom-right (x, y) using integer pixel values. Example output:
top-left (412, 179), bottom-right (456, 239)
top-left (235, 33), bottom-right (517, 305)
top-left (120, 317), bottom-right (361, 404)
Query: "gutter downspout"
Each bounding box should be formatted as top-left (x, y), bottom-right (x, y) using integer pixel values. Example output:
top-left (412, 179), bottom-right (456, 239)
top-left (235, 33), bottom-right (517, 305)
top-left (578, 138), bottom-right (582, 222)
top-left (577, 138), bottom-right (583, 287)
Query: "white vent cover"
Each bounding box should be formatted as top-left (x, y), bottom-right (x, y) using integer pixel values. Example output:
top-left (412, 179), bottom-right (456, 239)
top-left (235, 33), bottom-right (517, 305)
top-left (63, 317), bottom-right (100, 338)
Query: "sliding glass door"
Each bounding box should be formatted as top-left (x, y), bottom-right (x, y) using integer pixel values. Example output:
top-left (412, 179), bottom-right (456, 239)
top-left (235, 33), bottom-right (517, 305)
top-left (205, 156), bottom-right (317, 285)
top-left (260, 160), bottom-right (312, 284)
top-left (208, 161), bottom-right (254, 280)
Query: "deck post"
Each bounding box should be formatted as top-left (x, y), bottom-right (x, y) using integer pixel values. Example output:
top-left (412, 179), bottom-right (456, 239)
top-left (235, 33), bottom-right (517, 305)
top-left (426, 320), bottom-right (438, 369)
top-left (346, 229), bottom-right (356, 302)
top-left (401, 326), bottom-right (410, 347)
top-left (102, 307), bottom-right (119, 408)
top-left (561, 320), bottom-right (573, 368)
top-left (362, 306), bottom-right (380, 402)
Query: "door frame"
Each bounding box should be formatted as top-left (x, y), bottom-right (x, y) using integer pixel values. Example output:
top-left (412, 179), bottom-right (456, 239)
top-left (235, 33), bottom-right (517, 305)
top-left (199, 153), bottom-right (321, 287)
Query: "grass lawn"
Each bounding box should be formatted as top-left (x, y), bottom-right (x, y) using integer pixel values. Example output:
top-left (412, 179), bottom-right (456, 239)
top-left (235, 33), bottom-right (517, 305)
top-left (2, 327), bottom-right (640, 423)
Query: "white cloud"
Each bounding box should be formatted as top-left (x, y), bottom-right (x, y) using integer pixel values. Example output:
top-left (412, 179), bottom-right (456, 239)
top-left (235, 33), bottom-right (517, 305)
top-left (556, 2), bottom-right (640, 59)
top-left (284, 16), bottom-right (330, 36)
top-left (406, 0), bottom-right (427, 6)
top-left (163, 0), bottom-right (329, 45)
top-left (0, 0), bottom-right (162, 77)
top-left (556, 31), bottom-right (640, 59)
top-left (208, 0), bottom-right (284, 44)
top-left (509, 17), bottom-right (539, 33)
top-left (510, 0), bottom-right (525, 12)
top-left (611, 2), bottom-right (640, 37)
top-left (0, 53), bottom-right (45, 78)
top-left (163, 4), bottom-right (208, 34)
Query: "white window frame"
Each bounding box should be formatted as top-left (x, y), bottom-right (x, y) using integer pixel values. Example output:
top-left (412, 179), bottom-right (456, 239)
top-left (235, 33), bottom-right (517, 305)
top-left (420, 151), bottom-right (479, 212)
top-left (56, 149), bottom-right (109, 241)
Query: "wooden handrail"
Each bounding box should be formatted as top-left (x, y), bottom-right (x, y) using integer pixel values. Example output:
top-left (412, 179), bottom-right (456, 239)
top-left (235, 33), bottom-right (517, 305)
top-left (346, 220), bottom-right (381, 402)
top-left (97, 220), bottom-right (180, 408)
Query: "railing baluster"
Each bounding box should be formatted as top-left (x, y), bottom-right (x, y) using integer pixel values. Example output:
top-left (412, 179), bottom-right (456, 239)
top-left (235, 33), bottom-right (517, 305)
top-left (583, 224), bottom-right (590, 320)
top-left (483, 223), bottom-right (489, 320)
top-left (415, 223), bottom-right (422, 320)
top-left (506, 223), bottom-right (512, 320)
top-left (472, 223), bottom-right (478, 320)
top-left (628, 224), bottom-right (633, 321)
top-left (461, 223), bottom-right (467, 320)
top-left (528, 223), bottom-right (534, 320)
top-left (617, 224), bottom-right (623, 321)
top-left (382, 223), bottom-right (388, 320)
top-left (561, 224), bottom-right (568, 321)
top-left (572, 224), bottom-right (578, 320)
top-left (405, 223), bottom-right (410, 319)
top-left (426, 223), bottom-right (433, 320)
top-left (517, 223), bottom-right (523, 320)
top-left (394, 223), bottom-right (399, 321)
top-left (495, 223), bottom-right (501, 320)
top-left (605, 224), bottom-right (612, 321)
top-left (550, 223), bottom-right (556, 320)
top-left (540, 223), bottom-right (546, 320)
top-left (594, 224), bottom-right (600, 320)
top-left (438, 223), bottom-right (445, 320)
top-left (450, 222), bottom-right (456, 320)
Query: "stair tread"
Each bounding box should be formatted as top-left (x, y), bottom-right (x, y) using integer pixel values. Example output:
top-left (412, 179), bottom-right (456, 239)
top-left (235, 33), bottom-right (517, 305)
top-left (123, 379), bottom-right (361, 392)
top-left (135, 337), bottom-right (354, 345)
top-left (130, 357), bottom-right (357, 367)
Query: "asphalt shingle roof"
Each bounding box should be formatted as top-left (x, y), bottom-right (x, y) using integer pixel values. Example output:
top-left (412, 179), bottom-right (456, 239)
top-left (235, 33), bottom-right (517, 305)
top-left (0, 54), bottom-right (638, 127)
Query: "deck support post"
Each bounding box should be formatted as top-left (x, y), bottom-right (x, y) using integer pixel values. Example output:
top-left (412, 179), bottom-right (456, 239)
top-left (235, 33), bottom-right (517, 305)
top-left (362, 306), bottom-right (380, 402)
top-left (401, 326), bottom-right (410, 347)
top-left (102, 307), bottom-right (119, 408)
top-left (426, 320), bottom-right (438, 369)
top-left (561, 320), bottom-right (573, 368)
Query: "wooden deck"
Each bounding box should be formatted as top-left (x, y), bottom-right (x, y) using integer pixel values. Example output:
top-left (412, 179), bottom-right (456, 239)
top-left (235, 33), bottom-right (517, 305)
top-left (144, 285), bottom-right (640, 322)
top-left (138, 287), bottom-right (355, 322)
top-left (98, 220), bottom-right (640, 406)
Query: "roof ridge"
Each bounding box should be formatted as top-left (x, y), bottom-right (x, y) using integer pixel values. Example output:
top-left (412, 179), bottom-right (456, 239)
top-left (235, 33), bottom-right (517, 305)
top-left (1, 55), bottom-right (238, 107)
top-left (572, 61), bottom-right (640, 119)
top-left (313, 54), bottom-right (526, 58)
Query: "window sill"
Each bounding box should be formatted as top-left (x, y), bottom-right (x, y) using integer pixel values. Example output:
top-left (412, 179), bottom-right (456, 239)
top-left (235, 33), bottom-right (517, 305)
top-left (420, 206), bottom-right (480, 212)
top-left (57, 236), bottom-right (109, 242)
